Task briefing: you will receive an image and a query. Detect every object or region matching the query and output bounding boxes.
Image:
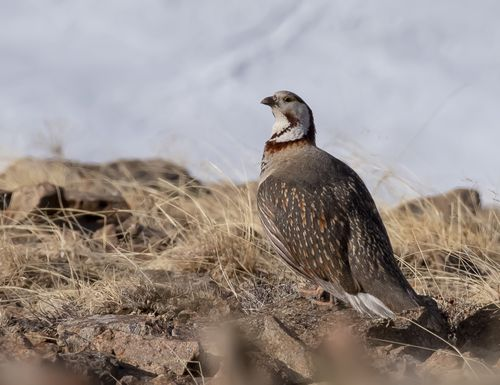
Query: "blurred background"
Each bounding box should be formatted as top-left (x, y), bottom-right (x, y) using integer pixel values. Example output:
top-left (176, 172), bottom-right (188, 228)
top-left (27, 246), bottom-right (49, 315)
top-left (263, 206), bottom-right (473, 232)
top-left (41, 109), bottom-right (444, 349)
top-left (1, 0), bottom-right (499, 204)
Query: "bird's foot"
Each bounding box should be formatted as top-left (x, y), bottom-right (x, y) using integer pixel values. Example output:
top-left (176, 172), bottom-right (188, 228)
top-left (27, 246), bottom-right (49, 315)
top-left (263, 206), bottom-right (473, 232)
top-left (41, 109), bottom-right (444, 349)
top-left (310, 298), bottom-right (334, 307)
top-left (299, 286), bottom-right (338, 307)
top-left (298, 285), bottom-right (324, 299)
top-left (311, 293), bottom-right (340, 307)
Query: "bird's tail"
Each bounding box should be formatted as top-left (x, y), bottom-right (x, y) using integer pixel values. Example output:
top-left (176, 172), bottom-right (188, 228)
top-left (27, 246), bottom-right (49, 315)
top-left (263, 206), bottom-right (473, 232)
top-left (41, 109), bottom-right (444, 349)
top-left (344, 292), bottom-right (395, 319)
top-left (316, 279), bottom-right (396, 319)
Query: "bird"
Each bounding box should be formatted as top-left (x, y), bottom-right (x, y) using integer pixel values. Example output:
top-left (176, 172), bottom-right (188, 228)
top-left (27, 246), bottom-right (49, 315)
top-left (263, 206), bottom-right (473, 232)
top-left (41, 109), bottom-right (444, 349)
top-left (256, 90), bottom-right (422, 319)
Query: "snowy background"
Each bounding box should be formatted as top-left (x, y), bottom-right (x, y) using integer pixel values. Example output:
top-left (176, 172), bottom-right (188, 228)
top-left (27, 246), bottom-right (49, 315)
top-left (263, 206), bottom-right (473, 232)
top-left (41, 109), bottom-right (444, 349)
top-left (1, 0), bottom-right (499, 204)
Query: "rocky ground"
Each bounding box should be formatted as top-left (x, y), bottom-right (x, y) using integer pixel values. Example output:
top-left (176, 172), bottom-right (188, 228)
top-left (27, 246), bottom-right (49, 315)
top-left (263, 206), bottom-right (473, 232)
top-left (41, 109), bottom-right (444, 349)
top-left (0, 158), bottom-right (498, 385)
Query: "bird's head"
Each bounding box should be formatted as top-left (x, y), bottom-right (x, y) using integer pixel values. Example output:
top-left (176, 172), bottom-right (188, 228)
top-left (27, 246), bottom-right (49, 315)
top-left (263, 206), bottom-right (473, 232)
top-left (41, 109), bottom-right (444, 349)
top-left (261, 90), bottom-right (315, 144)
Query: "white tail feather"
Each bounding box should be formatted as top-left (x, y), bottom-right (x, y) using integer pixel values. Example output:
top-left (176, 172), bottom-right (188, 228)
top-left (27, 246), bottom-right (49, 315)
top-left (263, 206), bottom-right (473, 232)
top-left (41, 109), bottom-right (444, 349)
top-left (345, 292), bottom-right (395, 319)
top-left (316, 279), bottom-right (395, 319)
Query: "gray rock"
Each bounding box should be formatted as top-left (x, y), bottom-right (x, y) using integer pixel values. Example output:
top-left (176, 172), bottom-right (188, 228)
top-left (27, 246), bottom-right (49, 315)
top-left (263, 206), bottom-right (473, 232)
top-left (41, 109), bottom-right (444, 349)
top-left (420, 349), bottom-right (464, 375)
top-left (258, 316), bottom-right (314, 381)
top-left (0, 157), bottom-right (202, 195)
top-left (0, 362), bottom-right (89, 385)
top-left (457, 304), bottom-right (500, 364)
top-left (93, 330), bottom-right (199, 376)
top-left (4, 182), bottom-right (64, 221)
top-left (57, 315), bottom-right (199, 376)
top-left (395, 188), bottom-right (481, 219)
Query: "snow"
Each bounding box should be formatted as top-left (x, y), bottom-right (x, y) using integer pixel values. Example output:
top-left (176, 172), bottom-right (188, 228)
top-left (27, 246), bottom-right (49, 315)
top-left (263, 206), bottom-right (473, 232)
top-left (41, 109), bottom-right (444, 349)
top-left (1, 0), bottom-right (499, 204)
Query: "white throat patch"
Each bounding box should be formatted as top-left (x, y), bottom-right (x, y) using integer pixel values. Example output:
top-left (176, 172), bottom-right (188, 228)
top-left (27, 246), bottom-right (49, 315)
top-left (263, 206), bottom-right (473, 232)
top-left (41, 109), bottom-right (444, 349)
top-left (270, 109), bottom-right (309, 143)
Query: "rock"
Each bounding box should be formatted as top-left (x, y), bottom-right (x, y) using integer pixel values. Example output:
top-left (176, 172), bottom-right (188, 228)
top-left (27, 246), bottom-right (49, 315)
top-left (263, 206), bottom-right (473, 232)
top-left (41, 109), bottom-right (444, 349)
top-left (64, 189), bottom-right (129, 212)
top-left (57, 315), bottom-right (199, 376)
top-left (61, 351), bottom-right (125, 385)
top-left (94, 330), bottom-right (199, 376)
top-left (197, 321), bottom-right (307, 385)
top-left (23, 332), bottom-right (59, 361)
top-left (367, 297), bottom-right (448, 360)
top-left (456, 304), bottom-right (500, 364)
top-left (316, 322), bottom-right (379, 384)
top-left (420, 349), bottom-right (464, 375)
top-left (0, 362), bottom-right (89, 385)
top-left (258, 316), bottom-right (314, 381)
top-left (4, 183), bottom-right (65, 221)
top-left (101, 159), bottom-right (201, 189)
top-left (57, 315), bottom-right (153, 352)
top-left (91, 223), bottom-right (119, 248)
top-left (0, 330), bottom-right (58, 363)
top-left (395, 188), bottom-right (481, 220)
top-left (460, 352), bottom-right (493, 377)
top-left (0, 158), bottom-right (97, 191)
top-left (419, 350), bottom-right (495, 381)
top-left (145, 375), bottom-right (177, 385)
top-left (117, 375), bottom-right (141, 385)
top-left (2, 182), bottom-right (130, 233)
top-left (0, 332), bottom-right (38, 361)
top-left (0, 158), bottom-right (202, 195)
top-left (63, 190), bottom-right (131, 233)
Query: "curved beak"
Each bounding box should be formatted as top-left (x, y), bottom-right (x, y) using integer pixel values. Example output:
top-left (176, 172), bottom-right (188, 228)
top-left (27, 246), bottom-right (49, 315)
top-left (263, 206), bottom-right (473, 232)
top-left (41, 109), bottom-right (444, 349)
top-left (260, 96), bottom-right (275, 107)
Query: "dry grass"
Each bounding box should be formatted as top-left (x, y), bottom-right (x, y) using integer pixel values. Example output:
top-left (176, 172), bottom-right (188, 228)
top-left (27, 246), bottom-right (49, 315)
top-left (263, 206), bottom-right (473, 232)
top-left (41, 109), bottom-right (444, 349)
top-left (0, 162), bottom-right (498, 331)
top-left (385, 202), bottom-right (499, 313)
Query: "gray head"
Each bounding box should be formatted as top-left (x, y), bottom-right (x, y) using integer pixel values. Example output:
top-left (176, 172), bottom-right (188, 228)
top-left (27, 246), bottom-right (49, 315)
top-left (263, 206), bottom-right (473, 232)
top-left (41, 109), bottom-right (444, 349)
top-left (261, 90), bottom-right (315, 143)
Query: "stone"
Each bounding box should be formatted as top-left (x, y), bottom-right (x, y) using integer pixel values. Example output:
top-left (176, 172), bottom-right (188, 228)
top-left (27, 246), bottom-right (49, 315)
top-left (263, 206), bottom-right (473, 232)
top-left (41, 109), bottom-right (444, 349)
top-left (60, 351), bottom-right (124, 385)
top-left (366, 297), bottom-right (448, 360)
top-left (146, 374), bottom-right (178, 385)
top-left (420, 349), bottom-right (463, 375)
top-left (57, 314), bottom-right (154, 352)
top-left (57, 315), bottom-right (199, 376)
top-left (0, 158), bottom-right (203, 196)
top-left (101, 159), bottom-right (201, 189)
top-left (2, 181), bottom-right (131, 232)
top-left (460, 352), bottom-right (493, 377)
top-left (4, 183), bottom-right (65, 221)
top-left (92, 223), bottom-right (119, 246)
top-left (0, 330), bottom-right (58, 363)
top-left (457, 304), bottom-right (500, 364)
top-left (0, 362), bottom-right (89, 385)
top-left (64, 189), bottom-right (129, 212)
top-left (94, 330), bottom-right (199, 376)
top-left (0, 158), bottom-right (98, 191)
top-left (117, 375), bottom-right (141, 385)
top-left (62, 189), bottom-right (131, 233)
top-left (258, 316), bottom-right (314, 381)
top-left (0, 332), bottom-right (37, 361)
top-left (395, 188), bottom-right (481, 220)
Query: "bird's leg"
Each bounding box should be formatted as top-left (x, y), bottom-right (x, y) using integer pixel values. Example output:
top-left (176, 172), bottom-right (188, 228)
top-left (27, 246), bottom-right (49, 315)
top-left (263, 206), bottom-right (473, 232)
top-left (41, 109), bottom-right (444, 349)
top-left (298, 285), bottom-right (324, 299)
top-left (311, 292), bottom-right (339, 307)
top-left (299, 286), bottom-right (339, 307)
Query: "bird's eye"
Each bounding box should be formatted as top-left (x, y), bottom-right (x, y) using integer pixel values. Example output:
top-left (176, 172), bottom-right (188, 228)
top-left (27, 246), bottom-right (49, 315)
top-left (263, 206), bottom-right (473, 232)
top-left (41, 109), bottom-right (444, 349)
top-left (283, 97), bottom-right (293, 103)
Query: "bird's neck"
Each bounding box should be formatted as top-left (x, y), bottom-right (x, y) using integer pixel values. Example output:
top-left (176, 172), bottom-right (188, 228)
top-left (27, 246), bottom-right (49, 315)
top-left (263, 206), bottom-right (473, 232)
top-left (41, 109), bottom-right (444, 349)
top-left (261, 107), bottom-right (316, 173)
top-left (261, 126), bottom-right (316, 173)
top-left (265, 109), bottom-right (316, 149)
top-left (268, 110), bottom-right (315, 144)
top-left (263, 137), bottom-right (314, 155)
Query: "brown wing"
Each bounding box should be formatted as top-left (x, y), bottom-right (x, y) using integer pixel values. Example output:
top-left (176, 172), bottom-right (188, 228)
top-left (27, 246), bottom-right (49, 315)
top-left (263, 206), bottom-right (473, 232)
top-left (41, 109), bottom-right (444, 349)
top-left (256, 174), bottom-right (360, 296)
top-left (335, 174), bottom-right (421, 311)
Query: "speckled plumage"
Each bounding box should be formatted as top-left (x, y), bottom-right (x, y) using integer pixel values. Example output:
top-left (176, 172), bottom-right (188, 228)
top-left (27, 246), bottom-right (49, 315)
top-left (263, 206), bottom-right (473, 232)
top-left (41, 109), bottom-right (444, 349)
top-left (257, 91), bottom-right (421, 318)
